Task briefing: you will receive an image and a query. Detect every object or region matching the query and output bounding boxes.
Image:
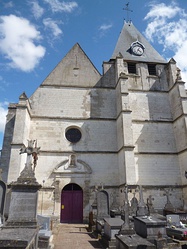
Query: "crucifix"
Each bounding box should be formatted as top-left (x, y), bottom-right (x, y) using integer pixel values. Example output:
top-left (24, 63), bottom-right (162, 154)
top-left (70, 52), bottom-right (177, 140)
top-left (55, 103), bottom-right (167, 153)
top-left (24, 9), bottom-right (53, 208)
top-left (123, 2), bottom-right (133, 22)
top-left (20, 140), bottom-right (40, 171)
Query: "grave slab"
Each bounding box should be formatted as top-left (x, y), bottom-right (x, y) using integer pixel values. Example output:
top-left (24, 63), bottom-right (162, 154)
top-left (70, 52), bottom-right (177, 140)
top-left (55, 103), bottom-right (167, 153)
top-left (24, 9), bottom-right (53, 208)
top-left (0, 227), bottom-right (38, 248)
top-left (134, 216), bottom-right (167, 240)
top-left (116, 234), bottom-right (156, 249)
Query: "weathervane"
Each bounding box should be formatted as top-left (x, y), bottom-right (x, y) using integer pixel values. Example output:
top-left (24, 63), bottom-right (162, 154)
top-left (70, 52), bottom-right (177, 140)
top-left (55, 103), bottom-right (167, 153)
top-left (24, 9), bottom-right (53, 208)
top-left (123, 1), bottom-right (133, 22)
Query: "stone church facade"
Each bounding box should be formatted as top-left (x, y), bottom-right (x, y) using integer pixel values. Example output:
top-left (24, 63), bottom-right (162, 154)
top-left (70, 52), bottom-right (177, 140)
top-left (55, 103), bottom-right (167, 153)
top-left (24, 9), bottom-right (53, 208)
top-left (1, 22), bottom-right (187, 222)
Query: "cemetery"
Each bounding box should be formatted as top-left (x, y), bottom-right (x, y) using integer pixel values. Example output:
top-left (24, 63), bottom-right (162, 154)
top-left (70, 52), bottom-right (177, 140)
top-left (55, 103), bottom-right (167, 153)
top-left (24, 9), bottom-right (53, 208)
top-left (1, 142), bottom-right (187, 248)
top-left (94, 185), bottom-right (187, 249)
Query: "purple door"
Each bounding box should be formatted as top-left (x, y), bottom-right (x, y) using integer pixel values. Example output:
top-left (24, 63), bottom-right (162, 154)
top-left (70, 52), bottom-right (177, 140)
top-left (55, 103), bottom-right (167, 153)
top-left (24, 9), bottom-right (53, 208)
top-left (60, 184), bottom-right (83, 223)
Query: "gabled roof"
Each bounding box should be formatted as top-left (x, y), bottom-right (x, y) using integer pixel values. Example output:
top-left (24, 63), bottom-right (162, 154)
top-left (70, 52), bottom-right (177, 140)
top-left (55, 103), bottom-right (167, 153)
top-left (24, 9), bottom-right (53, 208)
top-left (41, 43), bottom-right (101, 87)
top-left (111, 22), bottom-right (167, 64)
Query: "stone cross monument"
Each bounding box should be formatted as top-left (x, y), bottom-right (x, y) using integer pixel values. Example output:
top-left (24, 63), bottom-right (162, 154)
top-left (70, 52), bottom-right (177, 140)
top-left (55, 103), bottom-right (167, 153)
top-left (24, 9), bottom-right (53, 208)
top-left (136, 185), bottom-right (148, 216)
top-left (6, 140), bottom-right (41, 227)
top-left (119, 185), bottom-right (135, 235)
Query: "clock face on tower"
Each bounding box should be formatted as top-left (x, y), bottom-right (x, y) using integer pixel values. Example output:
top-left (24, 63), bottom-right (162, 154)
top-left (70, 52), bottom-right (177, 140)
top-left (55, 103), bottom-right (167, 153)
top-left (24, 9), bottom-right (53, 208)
top-left (130, 41), bottom-right (145, 56)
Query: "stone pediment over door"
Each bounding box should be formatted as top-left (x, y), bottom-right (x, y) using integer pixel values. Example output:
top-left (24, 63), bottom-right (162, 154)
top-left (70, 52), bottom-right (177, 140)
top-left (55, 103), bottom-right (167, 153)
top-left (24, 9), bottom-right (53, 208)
top-left (53, 154), bottom-right (92, 176)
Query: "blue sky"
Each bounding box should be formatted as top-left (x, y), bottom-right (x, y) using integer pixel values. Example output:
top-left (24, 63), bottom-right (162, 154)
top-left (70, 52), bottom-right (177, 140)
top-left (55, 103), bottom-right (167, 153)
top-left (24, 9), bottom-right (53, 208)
top-left (0, 0), bottom-right (187, 149)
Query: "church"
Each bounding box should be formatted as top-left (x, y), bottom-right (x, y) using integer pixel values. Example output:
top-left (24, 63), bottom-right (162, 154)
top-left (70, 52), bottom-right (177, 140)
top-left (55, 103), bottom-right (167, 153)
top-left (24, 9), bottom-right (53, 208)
top-left (1, 20), bottom-right (187, 223)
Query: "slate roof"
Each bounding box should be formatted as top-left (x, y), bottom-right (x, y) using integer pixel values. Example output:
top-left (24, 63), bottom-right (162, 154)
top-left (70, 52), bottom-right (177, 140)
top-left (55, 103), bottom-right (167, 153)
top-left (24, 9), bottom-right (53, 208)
top-left (111, 21), bottom-right (167, 64)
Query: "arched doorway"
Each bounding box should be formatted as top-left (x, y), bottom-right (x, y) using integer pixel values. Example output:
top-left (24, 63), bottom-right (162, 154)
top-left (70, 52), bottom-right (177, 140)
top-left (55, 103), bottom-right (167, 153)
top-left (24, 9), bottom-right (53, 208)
top-left (60, 183), bottom-right (83, 223)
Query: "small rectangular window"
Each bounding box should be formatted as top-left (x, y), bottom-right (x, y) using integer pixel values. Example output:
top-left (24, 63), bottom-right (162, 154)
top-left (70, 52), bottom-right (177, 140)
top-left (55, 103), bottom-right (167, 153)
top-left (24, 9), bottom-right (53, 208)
top-left (128, 63), bottom-right (136, 74)
top-left (148, 64), bottom-right (156, 75)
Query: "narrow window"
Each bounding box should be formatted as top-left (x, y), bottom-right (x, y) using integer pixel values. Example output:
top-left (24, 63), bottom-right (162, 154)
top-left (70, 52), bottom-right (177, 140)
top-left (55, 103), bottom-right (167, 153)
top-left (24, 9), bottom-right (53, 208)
top-left (148, 64), bottom-right (156, 75)
top-left (128, 63), bottom-right (136, 74)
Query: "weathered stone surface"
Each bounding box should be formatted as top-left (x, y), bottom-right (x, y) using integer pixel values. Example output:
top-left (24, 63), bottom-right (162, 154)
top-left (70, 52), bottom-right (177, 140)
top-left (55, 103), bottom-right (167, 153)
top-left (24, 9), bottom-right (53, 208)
top-left (0, 227), bottom-right (38, 248)
top-left (6, 190), bottom-right (38, 227)
top-left (37, 215), bottom-right (52, 249)
top-left (116, 234), bottom-right (156, 249)
top-left (97, 190), bottom-right (110, 220)
top-left (134, 216), bottom-right (167, 240)
top-left (104, 217), bottom-right (124, 239)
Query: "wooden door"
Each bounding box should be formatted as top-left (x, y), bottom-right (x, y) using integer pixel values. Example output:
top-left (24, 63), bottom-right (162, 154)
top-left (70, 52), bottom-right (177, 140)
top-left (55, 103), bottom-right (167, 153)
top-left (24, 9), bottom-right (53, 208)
top-left (60, 184), bottom-right (83, 223)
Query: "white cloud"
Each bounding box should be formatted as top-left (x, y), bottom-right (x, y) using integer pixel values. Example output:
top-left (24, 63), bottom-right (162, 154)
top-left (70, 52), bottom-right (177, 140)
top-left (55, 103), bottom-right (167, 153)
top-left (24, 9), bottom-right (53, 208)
top-left (98, 23), bottom-right (113, 38)
top-left (30, 1), bottom-right (44, 19)
top-left (0, 15), bottom-right (46, 72)
top-left (99, 24), bottom-right (113, 31)
top-left (43, 18), bottom-right (63, 37)
top-left (144, 2), bottom-right (187, 83)
top-left (145, 2), bottom-right (181, 21)
top-left (43, 0), bottom-right (78, 13)
top-left (0, 102), bottom-right (8, 133)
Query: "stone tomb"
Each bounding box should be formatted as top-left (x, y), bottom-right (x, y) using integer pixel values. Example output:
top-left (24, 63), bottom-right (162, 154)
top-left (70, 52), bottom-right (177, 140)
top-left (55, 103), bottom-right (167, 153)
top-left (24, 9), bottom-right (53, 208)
top-left (104, 217), bottom-right (124, 240)
top-left (0, 228), bottom-right (39, 248)
top-left (99, 217), bottom-right (124, 249)
top-left (134, 216), bottom-right (167, 240)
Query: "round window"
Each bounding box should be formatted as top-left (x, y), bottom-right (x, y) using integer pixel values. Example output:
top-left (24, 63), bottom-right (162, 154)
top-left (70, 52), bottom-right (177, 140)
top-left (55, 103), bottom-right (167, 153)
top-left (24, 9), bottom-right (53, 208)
top-left (65, 127), bottom-right (82, 143)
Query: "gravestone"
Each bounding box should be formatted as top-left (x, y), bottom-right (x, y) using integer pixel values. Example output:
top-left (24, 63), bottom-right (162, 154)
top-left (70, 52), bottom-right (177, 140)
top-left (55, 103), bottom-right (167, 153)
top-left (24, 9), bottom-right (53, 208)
top-left (6, 171), bottom-right (41, 227)
top-left (97, 190), bottom-right (110, 220)
top-left (37, 215), bottom-right (51, 230)
top-left (37, 215), bottom-right (52, 249)
top-left (0, 179), bottom-right (6, 225)
top-left (96, 190), bottom-right (110, 233)
top-left (110, 189), bottom-right (121, 217)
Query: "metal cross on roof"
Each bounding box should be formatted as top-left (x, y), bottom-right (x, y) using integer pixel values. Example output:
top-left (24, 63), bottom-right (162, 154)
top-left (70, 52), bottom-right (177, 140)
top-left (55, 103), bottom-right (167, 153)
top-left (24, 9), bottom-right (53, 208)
top-left (123, 2), bottom-right (133, 22)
